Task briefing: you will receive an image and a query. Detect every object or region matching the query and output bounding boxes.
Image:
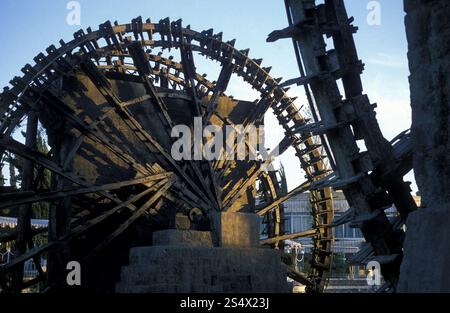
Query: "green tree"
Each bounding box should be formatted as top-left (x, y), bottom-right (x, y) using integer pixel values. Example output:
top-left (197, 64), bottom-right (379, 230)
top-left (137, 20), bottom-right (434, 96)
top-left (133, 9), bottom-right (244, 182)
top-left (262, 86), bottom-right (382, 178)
top-left (8, 154), bottom-right (18, 188)
top-left (4, 126), bottom-right (50, 219)
top-left (31, 127), bottom-right (50, 219)
top-left (0, 155), bottom-right (5, 187)
top-left (278, 162), bottom-right (288, 195)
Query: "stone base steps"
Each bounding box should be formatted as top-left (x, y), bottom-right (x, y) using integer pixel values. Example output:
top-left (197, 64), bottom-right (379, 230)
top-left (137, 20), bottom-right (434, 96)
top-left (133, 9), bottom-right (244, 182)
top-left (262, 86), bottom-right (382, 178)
top-left (115, 245), bottom-right (289, 293)
top-left (325, 278), bottom-right (375, 293)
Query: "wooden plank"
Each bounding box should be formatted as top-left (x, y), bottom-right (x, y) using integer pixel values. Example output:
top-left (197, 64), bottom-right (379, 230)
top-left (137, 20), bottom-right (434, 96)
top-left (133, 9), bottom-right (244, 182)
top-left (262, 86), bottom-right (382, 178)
top-left (0, 173), bottom-right (171, 209)
top-left (127, 42), bottom-right (220, 209)
top-left (12, 111), bottom-right (38, 292)
top-left (24, 89), bottom-right (151, 177)
top-left (127, 41), bottom-right (174, 133)
top-left (0, 177), bottom-right (169, 274)
top-left (205, 63), bottom-right (235, 122)
top-left (177, 38), bottom-right (223, 209)
top-left (283, 0), bottom-right (414, 288)
top-left (179, 40), bottom-right (203, 117)
top-left (84, 176), bottom-right (174, 263)
top-left (261, 228), bottom-right (317, 245)
top-left (0, 136), bottom-right (160, 213)
top-left (256, 180), bottom-right (311, 216)
top-left (282, 263), bottom-right (313, 287)
top-left (79, 57), bottom-right (214, 211)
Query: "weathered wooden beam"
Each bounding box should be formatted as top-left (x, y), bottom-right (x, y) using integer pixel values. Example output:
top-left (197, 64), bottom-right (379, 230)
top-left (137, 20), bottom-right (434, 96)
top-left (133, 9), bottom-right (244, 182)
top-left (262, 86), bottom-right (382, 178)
top-left (95, 47), bottom-right (231, 210)
top-left (47, 138), bottom-right (74, 285)
top-left (66, 178), bottom-right (169, 243)
top-left (223, 128), bottom-right (312, 211)
top-left (283, 0), bottom-right (414, 288)
top-left (282, 263), bottom-right (313, 287)
top-left (0, 173), bottom-right (170, 210)
top-left (126, 42), bottom-right (221, 209)
top-left (60, 92), bottom-right (151, 172)
top-left (126, 41), bottom-right (174, 133)
top-left (84, 176), bottom-right (173, 263)
top-left (79, 57), bottom-right (213, 211)
top-left (25, 89), bottom-right (151, 177)
top-left (261, 228), bottom-right (317, 245)
top-left (0, 136), bottom-right (161, 213)
top-left (0, 136), bottom-right (94, 188)
top-left (256, 180), bottom-right (311, 216)
top-left (176, 37), bottom-right (223, 209)
top-left (205, 62), bottom-right (235, 122)
top-left (0, 177), bottom-right (170, 276)
top-left (12, 111), bottom-right (38, 292)
top-left (179, 39), bottom-right (203, 117)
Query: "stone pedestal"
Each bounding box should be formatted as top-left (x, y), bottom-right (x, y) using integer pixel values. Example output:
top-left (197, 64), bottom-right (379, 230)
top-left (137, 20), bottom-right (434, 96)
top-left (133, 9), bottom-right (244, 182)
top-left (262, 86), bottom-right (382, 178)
top-left (398, 0), bottom-right (450, 292)
top-left (115, 245), bottom-right (288, 293)
top-left (152, 229), bottom-right (213, 247)
top-left (398, 208), bottom-right (450, 292)
top-left (209, 212), bottom-right (260, 248)
top-left (115, 213), bottom-right (289, 293)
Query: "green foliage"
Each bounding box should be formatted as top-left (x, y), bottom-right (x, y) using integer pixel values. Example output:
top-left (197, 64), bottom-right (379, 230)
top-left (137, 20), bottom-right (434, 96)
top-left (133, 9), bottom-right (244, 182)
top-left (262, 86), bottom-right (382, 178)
top-left (31, 127), bottom-right (50, 219)
top-left (278, 162), bottom-right (288, 195)
top-left (3, 126), bottom-right (51, 219)
top-left (8, 155), bottom-right (18, 188)
top-left (0, 155), bottom-right (5, 187)
top-left (331, 253), bottom-right (348, 275)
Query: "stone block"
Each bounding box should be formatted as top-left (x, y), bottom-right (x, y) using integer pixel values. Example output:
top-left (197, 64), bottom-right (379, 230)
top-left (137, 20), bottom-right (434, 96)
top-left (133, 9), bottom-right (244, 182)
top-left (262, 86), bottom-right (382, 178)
top-left (175, 213), bottom-right (191, 230)
top-left (210, 212), bottom-right (260, 248)
top-left (117, 245), bottom-right (289, 293)
top-left (152, 229), bottom-right (213, 247)
top-left (398, 208), bottom-right (450, 292)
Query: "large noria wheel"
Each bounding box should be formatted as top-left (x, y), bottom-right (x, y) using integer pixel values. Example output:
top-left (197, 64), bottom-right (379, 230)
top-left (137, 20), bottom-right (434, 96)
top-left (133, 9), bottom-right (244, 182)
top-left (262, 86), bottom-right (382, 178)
top-left (0, 17), bottom-right (334, 293)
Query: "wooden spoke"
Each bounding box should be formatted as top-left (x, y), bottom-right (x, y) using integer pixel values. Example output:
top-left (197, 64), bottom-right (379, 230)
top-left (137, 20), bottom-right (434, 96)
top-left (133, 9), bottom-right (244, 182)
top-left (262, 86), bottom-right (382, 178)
top-left (0, 177), bottom-right (172, 275)
top-left (204, 63), bottom-right (234, 122)
top-left (78, 57), bottom-right (214, 211)
top-left (256, 180), bottom-right (311, 216)
top-left (0, 173), bottom-right (170, 210)
top-left (84, 176), bottom-right (174, 263)
top-left (0, 17), bottom-right (361, 293)
top-left (261, 228), bottom-right (317, 246)
top-left (127, 41), bottom-right (174, 132)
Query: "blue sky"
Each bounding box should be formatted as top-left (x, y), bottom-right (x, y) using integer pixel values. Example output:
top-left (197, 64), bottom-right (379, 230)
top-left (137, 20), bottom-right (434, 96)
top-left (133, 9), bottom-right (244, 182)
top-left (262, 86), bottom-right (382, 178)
top-left (0, 0), bottom-right (416, 191)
